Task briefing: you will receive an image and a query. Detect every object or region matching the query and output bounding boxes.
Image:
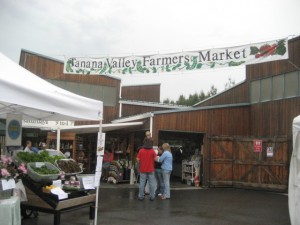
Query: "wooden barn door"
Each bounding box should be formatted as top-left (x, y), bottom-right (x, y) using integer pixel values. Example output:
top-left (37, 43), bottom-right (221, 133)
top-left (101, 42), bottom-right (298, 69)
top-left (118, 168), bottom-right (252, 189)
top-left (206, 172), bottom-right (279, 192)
top-left (233, 136), bottom-right (289, 191)
top-left (207, 136), bottom-right (234, 187)
top-left (206, 135), bottom-right (290, 191)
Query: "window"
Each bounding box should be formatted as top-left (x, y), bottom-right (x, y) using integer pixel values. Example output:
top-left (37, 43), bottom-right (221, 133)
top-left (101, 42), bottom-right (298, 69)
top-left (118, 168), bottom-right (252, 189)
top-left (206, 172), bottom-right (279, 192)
top-left (273, 75), bottom-right (284, 100)
top-left (250, 71), bottom-right (300, 104)
top-left (260, 78), bottom-right (272, 101)
top-left (47, 79), bottom-right (117, 106)
top-left (250, 80), bottom-right (260, 103)
top-left (285, 71), bottom-right (298, 98)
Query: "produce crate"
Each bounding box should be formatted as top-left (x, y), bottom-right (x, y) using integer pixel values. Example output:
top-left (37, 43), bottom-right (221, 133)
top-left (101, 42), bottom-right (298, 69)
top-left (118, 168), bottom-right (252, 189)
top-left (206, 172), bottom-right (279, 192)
top-left (12, 150), bottom-right (28, 166)
top-left (55, 159), bottom-right (83, 175)
top-left (27, 162), bottom-right (60, 183)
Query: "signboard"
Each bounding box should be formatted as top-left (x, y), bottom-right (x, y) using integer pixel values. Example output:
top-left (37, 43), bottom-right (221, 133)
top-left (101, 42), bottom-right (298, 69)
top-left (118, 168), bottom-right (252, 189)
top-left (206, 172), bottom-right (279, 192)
top-left (6, 114), bottom-right (22, 146)
top-left (95, 132), bottom-right (106, 187)
top-left (253, 139), bottom-right (263, 153)
top-left (64, 38), bottom-right (288, 75)
top-left (22, 120), bottom-right (75, 129)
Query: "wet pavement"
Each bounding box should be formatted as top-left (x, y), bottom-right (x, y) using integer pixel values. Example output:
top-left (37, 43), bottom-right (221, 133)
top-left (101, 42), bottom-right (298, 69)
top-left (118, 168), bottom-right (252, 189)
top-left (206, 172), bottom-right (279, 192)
top-left (21, 182), bottom-right (290, 225)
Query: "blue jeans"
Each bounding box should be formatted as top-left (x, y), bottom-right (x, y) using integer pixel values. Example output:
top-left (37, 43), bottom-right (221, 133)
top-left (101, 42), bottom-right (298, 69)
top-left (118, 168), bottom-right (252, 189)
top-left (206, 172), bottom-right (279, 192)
top-left (162, 169), bottom-right (172, 198)
top-left (155, 169), bottom-right (164, 195)
top-left (138, 172), bottom-right (155, 199)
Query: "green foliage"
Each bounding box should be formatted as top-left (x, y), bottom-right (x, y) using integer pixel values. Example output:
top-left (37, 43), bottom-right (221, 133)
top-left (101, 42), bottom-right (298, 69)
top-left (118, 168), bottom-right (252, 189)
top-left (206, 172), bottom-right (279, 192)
top-left (17, 151), bottom-right (64, 165)
top-left (207, 85), bottom-right (217, 97)
top-left (225, 77), bottom-right (236, 90)
top-left (163, 86), bottom-right (218, 106)
top-left (177, 95), bottom-right (187, 105)
top-left (31, 166), bottom-right (59, 175)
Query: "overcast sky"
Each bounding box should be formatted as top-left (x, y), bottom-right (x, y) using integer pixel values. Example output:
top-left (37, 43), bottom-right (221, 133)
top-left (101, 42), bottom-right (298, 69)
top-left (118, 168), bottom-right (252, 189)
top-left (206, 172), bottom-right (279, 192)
top-left (0, 0), bottom-right (299, 101)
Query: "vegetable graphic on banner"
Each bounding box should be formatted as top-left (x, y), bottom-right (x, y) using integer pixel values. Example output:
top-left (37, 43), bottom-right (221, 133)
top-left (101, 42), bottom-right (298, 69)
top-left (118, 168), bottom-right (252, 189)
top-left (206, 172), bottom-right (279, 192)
top-left (250, 39), bottom-right (287, 58)
top-left (64, 38), bottom-right (289, 75)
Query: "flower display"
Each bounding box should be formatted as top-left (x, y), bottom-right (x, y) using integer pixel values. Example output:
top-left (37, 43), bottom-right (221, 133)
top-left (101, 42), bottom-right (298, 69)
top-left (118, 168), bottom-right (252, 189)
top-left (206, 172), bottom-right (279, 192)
top-left (0, 155), bottom-right (27, 180)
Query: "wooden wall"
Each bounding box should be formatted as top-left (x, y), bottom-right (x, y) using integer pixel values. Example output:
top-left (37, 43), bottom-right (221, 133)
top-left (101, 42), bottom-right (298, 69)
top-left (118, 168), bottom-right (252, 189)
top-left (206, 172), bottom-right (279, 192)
top-left (75, 106), bottom-right (119, 125)
top-left (195, 82), bottom-right (249, 107)
top-left (246, 36), bottom-right (300, 138)
top-left (250, 98), bottom-right (300, 138)
top-left (152, 106), bottom-right (251, 143)
top-left (122, 84), bottom-right (161, 102)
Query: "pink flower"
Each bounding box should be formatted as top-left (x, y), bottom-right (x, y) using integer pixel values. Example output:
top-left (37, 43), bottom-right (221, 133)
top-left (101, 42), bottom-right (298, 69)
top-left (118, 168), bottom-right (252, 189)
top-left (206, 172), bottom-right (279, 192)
top-left (1, 155), bottom-right (13, 163)
top-left (18, 163), bottom-right (27, 174)
top-left (1, 168), bottom-right (11, 177)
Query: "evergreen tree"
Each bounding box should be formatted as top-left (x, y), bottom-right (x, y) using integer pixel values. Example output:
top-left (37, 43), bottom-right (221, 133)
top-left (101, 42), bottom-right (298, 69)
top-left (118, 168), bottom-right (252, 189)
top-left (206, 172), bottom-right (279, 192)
top-left (225, 77), bottom-right (236, 90)
top-left (162, 86), bottom-right (218, 106)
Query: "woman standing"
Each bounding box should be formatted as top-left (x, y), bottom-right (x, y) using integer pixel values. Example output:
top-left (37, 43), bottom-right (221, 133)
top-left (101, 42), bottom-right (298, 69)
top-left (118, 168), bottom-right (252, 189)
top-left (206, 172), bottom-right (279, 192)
top-left (159, 143), bottom-right (173, 200)
top-left (154, 146), bottom-right (164, 196)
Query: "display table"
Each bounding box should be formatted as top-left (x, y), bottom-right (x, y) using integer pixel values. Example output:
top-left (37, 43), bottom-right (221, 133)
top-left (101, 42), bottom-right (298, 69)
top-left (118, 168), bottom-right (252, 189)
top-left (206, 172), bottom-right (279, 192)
top-left (0, 196), bottom-right (21, 225)
top-left (21, 177), bottom-right (96, 225)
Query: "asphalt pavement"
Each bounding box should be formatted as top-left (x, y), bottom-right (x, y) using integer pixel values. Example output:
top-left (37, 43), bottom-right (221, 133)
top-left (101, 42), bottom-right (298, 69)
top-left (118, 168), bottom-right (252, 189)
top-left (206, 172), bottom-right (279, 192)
top-left (21, 182), bottom-right (290, 225)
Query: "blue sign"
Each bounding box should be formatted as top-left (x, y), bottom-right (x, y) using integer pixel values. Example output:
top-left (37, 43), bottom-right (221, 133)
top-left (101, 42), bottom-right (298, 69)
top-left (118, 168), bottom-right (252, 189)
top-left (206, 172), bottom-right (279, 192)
top-left (7, 119), bottom-right (21, 140)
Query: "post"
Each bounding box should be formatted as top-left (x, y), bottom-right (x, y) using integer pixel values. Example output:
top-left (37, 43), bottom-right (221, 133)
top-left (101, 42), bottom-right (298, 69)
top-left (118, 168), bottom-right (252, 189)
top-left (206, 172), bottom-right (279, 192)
top-left (56, 128), bottom-right (60, 151)
top-left (94, 119), bottom-right (103, 225)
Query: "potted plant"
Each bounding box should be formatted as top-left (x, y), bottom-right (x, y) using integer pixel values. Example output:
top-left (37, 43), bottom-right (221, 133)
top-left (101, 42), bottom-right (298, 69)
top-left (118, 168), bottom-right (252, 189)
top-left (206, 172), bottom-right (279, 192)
top-left (0, 155), bottom-right (27, 199)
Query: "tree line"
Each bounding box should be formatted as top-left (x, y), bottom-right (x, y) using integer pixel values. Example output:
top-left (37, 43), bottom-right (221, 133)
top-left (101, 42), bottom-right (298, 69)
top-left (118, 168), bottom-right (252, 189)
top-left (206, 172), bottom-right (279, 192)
top-left (163, 78), bottom-right (235, 106)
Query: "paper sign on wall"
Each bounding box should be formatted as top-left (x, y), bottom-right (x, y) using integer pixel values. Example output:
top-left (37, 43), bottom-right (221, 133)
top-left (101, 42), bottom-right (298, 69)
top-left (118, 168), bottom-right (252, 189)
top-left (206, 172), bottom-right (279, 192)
top-left (267, 147), bottom-right (274, 157)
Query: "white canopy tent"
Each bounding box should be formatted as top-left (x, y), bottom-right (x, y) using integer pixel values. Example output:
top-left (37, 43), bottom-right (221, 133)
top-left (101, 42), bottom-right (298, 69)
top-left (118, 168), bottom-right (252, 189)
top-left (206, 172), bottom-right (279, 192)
top-left (289, 115), bottom-right (300, 225)
top-left (0, 52), bottom-right (103, 225)
top-left (0, 53), bottom-right (102, 121)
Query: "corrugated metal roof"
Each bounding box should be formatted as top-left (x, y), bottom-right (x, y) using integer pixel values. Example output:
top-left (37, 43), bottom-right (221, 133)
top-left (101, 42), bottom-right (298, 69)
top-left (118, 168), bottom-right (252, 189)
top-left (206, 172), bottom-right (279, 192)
top-left (112, 102), bottom-right (250, 123)
top-left (119, 99), bottom-right (189, 109)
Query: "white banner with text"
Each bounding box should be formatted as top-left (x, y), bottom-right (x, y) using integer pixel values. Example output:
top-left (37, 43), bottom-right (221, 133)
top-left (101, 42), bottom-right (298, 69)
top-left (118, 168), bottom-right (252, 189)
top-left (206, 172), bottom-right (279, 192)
top-left (64, 38), bottom-right (288, 75)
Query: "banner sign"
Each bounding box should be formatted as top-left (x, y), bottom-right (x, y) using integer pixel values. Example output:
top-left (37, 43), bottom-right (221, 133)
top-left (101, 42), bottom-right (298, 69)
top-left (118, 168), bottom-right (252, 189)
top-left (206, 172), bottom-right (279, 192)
top-left (64, 38), bottom-right (288, 75)
top-left (22, 120), bottom-right (75, 129)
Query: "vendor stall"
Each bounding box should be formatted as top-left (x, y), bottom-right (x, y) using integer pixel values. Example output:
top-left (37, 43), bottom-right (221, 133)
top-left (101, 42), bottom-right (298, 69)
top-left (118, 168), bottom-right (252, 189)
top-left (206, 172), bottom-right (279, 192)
top-left (21, 176), bottom-right (96, 225)
top-left (0, 52), bottom-right (103, 225)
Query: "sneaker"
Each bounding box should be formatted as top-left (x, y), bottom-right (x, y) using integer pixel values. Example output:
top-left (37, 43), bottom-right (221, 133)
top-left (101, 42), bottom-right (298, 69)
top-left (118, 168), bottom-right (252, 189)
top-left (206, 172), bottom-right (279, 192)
top-left (144, 192), bottom-right (150, 195)
top-left (150, 197), bottom-right (155, 201)
top-left (138, 197), bottom-right (144, 201)
top-left (160, 196), bottom-right (170, 200)
top-left (158, 193), bottom-right (162, 196)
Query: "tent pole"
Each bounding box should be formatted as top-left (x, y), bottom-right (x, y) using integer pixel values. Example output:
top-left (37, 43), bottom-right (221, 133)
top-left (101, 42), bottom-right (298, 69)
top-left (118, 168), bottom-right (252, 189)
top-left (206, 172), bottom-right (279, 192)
top-left (94, 119), bottom-right (103, 225)
top-left (56, 128), bottom-right (60, 151)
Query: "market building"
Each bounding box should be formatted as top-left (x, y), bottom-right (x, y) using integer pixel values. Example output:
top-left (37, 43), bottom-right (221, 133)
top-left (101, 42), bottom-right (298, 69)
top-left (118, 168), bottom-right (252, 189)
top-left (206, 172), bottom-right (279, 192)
top-left (4, 35), bottom-right (299, 192)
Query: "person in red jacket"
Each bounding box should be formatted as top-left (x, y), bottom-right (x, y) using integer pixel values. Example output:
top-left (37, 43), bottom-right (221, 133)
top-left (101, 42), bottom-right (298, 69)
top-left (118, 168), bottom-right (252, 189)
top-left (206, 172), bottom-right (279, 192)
top-left (136, 138), bottom-right (158, 201)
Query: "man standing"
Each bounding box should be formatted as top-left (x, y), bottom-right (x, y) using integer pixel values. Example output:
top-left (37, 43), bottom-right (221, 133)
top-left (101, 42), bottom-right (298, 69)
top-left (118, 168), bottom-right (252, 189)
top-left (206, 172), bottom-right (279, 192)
top-left (136, 138), bottom-right (158, 201)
